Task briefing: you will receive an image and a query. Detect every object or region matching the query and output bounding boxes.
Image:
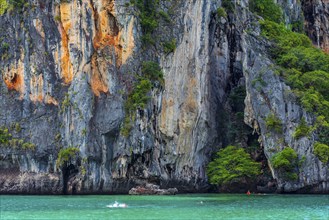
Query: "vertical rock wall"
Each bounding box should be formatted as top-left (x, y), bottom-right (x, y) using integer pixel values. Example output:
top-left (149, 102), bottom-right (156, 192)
top-left (302, 0), bottom-right (329, 53)
top-left (0, 0), bottom-right (328, 194)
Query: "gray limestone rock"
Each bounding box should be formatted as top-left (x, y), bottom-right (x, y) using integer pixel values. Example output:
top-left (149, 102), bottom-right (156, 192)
top-left (0, 0), bottom-right (328, 194)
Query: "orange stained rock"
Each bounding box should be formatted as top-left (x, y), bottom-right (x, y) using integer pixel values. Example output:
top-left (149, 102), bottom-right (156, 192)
top-left (30, 74), bottom-right (44, 103)
top-left (3, 60), bottom-right (25, 96)
top-left (29, 74), bottom-right (58, 105)
top-left (90, 55), bottom-right (109, 96)
top-left (89, 0), bottom-right (124, 96)
top-left (92, 5), bottom-right (122, 67)
top-left (58, 2), bottom-right (73, 84)
top-left (45, 95), bottom-right (59, 106)
top-left (59, 3), bottom-right (72, 33)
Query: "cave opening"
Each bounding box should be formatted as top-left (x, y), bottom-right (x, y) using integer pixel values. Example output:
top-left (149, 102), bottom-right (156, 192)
top-left (62, 163), bottom-right (79, 195)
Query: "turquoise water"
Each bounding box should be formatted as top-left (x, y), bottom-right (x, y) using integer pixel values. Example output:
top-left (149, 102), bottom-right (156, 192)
top-left (0, 194), bottom-right (328, 219)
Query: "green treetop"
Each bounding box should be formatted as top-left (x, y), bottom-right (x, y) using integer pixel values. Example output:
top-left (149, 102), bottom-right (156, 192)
top-left (207, 145), bottom-right (261, 185)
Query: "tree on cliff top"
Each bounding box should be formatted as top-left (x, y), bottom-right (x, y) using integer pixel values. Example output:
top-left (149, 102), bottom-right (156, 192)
top-left (207, 146), bottom-right (261, 185)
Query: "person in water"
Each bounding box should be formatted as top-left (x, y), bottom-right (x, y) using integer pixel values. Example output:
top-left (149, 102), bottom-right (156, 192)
top-left (107, 201), bottom-right (128, 208)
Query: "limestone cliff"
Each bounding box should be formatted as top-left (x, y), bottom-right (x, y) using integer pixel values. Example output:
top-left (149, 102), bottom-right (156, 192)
top-left (0, 0), bottom-right (328, 194)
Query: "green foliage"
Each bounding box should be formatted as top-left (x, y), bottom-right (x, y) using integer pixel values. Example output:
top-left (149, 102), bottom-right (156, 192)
top-left (291, 20), bottom-right (304, 33)
top-left (61, 93), bottom-right (71, 112)
top-left (0, 127), bottom-right (35, 151)
top-left (140, 12), bottom-right (158, 34)
top-left (260, 21), bottom-right (312, 59)
top-left (159, 10), bottom-right (171, 23)
top-left (55, 133), bottom-right (62, 142)
top-left (288, 70), bottom-right (329, 102)
top-left (141, 33), bottom-right (155, 46)
top-left (216, 7), bottom-right (227, 18)
top-left (229, 86), bottom-right (246, 112)
top-left (265, 114), bottom-right (282, 133)
top-left (56, 147), bottom-right (80, 168)
top-left (223, 86), bottom-right (255, 146)
top-left (6, 0), bottom-right (26, 13)
top-left (260, 20), bottom-right (329, 144)
top-left (317, 126), bottom-right (329, 146)
top-left (311, 116), bottom-right (329, 146)
top-left (125, 79), bottom-right (152, 113)
top-left (300, 89), bottom-right (329, 121)
top-left (124, 61), bottom-right (164, 116)
top-left (122, 1), bottom-right (167, 136)
top-left (130, 0), bottom-right (160, 46)
top-left (163, 39), bottom-right (176, 54)
top-left (249, 0), bottom-right (283, 23)
top-left (207, 146), bottom-right (261, 185)
top-left (272, 147), bottom-right (299, 180)
top-left (314, 142), bottom-right (329, 164)
top-left (121, 115), bottom-right (134, 137)
top-left (81, 128), bottom-right (87, 136)
top-left (22, 142), bottom-right (36, 151)
top-left (121, 61), bottom-right (162, 136)
top-left (0, 127), bottom-right (11, 145)
top-left (0, 0), bottom-right (8, 15)
top-left (2, 42), bottom-right (9, 52)
top-left (130, 0), bottom-right (174, 51)
top-left (293, 118), bottom-right (311, 139)
top-left (299, 71), bottom-right (329, 100)
top-left (54, 15), bottom-right (61, 22)
top-left (277, 47), bottom-right (329, 73)
top-left (15, 123), bottom-right (21, 133)
top-left (141, 61), bottom-right (164, 83)
top-left (221, 0), bottom-right (235, 12)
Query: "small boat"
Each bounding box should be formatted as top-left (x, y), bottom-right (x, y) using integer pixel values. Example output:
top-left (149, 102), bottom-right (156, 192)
top-left (106, 201), bottom-right (128, 208)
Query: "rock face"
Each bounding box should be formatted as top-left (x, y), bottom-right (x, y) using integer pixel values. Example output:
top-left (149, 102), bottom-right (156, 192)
top-left (302, 0), bottom-right (329, 53)
top-left (0, 0), bottom-right (328, 194)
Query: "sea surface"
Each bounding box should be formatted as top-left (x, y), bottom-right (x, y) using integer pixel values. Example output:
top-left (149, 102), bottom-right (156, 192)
top-left (0, 194), bottom-right (328, 219)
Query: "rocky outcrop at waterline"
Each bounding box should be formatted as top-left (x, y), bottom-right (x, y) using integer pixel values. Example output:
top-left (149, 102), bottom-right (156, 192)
top-left (129, 184), bottom-right (178, 195)
top-left (0, 0), bottom-right (328, 194)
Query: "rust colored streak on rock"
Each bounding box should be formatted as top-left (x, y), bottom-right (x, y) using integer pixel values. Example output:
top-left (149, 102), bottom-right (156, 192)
top-left (3, 62), bottom-right (25, 96)
top-left (90, 55), bottom-right (109, 97)
top-left (92, 9), bottom-right (122, 66)
top-left (89, 0), bottom-right (123, 96)
top-left (4, 73), bottom-right (24, 92)
top-left (58, 3), bottom-right (73, 84)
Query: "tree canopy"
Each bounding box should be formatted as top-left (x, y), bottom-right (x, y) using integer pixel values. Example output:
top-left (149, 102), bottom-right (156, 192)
top-left (207, 146), bottom-right (261, 185)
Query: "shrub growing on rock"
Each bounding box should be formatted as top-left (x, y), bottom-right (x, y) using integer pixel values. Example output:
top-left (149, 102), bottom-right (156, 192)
top-left (56, 147), bottom-right (80, 168)
top-left (207, 145), bottom-right (260, 185)
top-left (272, 147), bottom-right (299, 180)
top-left (265, 114), bottom-right (282, 133)
top-left (0, 0), bottom-right (8, 15)
top-left (216, 7), bottom-right (227, 18)
top-left (293, 118), bottom-right (311, 139)
top-left (0, 128), bottom-right (11, 145)
top-left (260, 20), bottom-right (329, 145)
top-left (249, 0), bottom-right (283, 23)
top-left (314, 142), bottom-right (329, 164)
